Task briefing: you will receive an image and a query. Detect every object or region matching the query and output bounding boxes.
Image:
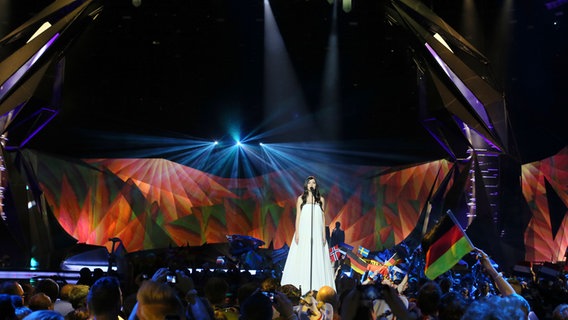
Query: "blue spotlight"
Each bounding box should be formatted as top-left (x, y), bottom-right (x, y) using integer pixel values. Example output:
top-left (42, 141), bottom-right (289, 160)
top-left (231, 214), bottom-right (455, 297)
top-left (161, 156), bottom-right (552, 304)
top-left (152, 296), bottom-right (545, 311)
top-left (259, 142), bottom-right (264, 146)
top-left (236, 141), bottom-right (242, 147)
top-left (214, 140), bottom-right (219, 145)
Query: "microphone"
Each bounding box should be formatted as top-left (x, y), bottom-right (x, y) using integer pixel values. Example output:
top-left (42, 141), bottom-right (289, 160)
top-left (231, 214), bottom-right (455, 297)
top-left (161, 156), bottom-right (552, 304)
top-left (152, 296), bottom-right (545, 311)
top-left (310, 187), bottom-right (315, 193)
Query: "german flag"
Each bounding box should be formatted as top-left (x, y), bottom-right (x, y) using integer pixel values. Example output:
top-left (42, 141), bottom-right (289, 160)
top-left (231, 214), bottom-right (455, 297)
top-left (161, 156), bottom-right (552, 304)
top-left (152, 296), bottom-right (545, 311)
top-left (422, 210), bottom-right (474, 280)
top-left (344, 250), bottom-right (368, 275)
top-left (384, 252), bottom-right (401, 267)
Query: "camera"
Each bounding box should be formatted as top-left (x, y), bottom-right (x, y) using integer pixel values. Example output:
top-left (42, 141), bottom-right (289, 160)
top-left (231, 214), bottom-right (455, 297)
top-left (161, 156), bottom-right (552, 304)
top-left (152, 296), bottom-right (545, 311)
top-left (261, 291), bottom-right (275, 302)
top-left (358, 284), bottom-right (384, 300)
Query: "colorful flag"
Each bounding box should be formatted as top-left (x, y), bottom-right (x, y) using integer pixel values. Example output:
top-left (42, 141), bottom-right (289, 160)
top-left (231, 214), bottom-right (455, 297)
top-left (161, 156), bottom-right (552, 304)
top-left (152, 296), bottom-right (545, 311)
top-left (421, 210), bottom-right (474, 280)
top-left (358, 246), bottom-right (370, 258)
top-left (366, 262), bottom-right (389, 277)
top-left (384, 252), bottom-right (401, 267)
top-left (339, 243), bottom-right (354, 252)
top-left (389, 265), bottom-right (406, 281)
top-left (329, 245), bottom-right (342, 262)
top-left (345, 250), bottom-right (368, 275)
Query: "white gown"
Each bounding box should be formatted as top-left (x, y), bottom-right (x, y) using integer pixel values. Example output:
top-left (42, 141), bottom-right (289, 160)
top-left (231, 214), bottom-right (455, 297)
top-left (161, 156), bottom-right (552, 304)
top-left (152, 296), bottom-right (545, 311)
top-left (281, 203), bottom-right (336, 294)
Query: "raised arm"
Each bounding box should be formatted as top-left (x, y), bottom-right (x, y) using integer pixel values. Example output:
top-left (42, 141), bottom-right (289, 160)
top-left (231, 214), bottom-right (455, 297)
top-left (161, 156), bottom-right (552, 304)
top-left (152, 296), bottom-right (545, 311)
top-left (475, 248), bottom-right (516, 296)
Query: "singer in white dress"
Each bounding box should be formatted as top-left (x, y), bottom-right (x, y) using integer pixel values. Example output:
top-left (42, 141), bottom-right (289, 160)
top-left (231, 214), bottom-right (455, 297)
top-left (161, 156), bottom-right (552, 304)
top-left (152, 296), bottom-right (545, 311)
top-left (281, 176), bottom-right (336, 294)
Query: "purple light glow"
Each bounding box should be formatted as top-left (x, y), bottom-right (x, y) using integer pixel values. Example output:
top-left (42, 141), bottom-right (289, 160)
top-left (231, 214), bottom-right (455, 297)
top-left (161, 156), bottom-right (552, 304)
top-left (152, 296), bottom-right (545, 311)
top-left (453, 116), bottom-right (502, 152)
top-left (424, 42), bottom-right (493, 130)
top-left (18, 108), bottom-right (59, 148)
top-left (422, 118), bottom-right (457, 159)
top-left (545, 0), bottom-right (568, 10)
top-left (0, 33), bottom-right (60, 105)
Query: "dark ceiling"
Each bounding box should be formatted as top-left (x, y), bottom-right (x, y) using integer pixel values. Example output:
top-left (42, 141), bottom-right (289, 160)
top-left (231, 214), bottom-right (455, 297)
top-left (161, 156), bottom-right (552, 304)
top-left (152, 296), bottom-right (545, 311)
top-left (2, 0), bottom-right (567, 168)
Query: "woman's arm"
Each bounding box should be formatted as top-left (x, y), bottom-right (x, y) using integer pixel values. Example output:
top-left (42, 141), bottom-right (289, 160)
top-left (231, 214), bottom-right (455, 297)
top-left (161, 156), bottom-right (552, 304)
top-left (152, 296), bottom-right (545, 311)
top-left (321, 197), bottom-right (327, 244)
top-left (295, 196), bottom-right (302, 244)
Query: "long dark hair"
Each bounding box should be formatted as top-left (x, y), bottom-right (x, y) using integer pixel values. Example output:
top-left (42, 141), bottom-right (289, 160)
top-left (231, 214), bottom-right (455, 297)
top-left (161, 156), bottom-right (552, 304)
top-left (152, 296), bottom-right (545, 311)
top-left (301, 176), bottom-right (323, 210)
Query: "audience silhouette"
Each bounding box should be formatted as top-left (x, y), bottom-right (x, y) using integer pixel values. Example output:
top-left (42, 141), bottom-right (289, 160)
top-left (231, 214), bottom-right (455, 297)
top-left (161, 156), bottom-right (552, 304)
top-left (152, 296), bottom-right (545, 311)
top-left (0, 243), bottom-right (566, 320)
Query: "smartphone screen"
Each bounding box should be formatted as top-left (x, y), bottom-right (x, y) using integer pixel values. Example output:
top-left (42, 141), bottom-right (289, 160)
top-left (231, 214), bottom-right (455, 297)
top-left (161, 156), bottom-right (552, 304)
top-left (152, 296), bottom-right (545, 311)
top-left (166, 274), bottom-right (177, 284)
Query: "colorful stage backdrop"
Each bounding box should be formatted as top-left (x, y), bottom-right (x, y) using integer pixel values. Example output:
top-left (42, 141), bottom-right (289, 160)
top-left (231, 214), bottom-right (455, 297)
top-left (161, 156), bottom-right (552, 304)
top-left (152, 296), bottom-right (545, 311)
top-left (5, 146), bottom-right (568, 267)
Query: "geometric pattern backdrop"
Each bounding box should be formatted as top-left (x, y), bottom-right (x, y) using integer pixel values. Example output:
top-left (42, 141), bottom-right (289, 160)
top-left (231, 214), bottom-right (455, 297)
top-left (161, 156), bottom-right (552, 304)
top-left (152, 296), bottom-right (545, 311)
top-left (1, 0), bottom-right (566, 268)
top-left (6, 146), bottom-right (567, 265)
top-left (13, 149), bottom-right (453, 254)
top-left (6, 146), bottom-right (565, 266)
top-left (522, 146), bottom-right (568, 262)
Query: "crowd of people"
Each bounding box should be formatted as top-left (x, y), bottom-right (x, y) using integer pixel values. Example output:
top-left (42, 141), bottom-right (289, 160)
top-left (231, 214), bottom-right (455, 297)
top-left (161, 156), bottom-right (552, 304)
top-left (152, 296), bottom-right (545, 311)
top-left (0, 246), bottom-right (567, 320)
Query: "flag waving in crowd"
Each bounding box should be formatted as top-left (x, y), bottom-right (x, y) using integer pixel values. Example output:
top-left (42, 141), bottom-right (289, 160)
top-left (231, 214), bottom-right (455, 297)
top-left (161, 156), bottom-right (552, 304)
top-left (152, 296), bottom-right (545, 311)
top-left (329, 245), bottom-right (343, 262)
top-left (342, 249), bottom-right (368, 274)
top-left (384, 252), bottom-right (402, 267)
top-left (331, 210), bottom-right (475, 282)
top-left (421, 210), bottom-right (474, 280)
top-left (358, 246), bottom-right (370, 258)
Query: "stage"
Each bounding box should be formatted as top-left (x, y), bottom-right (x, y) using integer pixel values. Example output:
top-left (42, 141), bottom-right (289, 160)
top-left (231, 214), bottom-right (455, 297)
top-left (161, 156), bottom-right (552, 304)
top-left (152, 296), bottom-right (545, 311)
top-left (0, 237), bottom-right (290, 285)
